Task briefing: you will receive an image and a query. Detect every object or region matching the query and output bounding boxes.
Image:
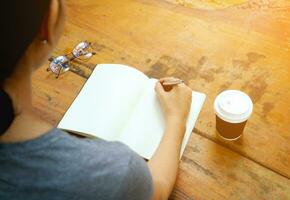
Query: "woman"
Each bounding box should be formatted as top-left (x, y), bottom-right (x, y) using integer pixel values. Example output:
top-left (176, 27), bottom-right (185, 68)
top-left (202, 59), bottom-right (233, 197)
top-left (0, 0), bottom-right (192, 200)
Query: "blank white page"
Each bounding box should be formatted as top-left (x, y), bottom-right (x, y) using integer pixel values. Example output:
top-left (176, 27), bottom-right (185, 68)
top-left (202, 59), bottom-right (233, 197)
top-left (119, 79), bottom-right (206, 159)
top-left (118, 79), bottom-right (163, 159)
top-left (58, 64), bottom-right (149, 140)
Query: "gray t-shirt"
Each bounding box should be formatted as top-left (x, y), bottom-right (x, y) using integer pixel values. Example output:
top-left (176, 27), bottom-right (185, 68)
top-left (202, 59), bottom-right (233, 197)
top-left (0, 129), bottom-right (152, 200)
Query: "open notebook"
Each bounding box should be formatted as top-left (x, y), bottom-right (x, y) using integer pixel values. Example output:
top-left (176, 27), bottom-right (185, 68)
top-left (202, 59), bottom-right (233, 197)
top-left (58, 64), bottom-right (206, 159)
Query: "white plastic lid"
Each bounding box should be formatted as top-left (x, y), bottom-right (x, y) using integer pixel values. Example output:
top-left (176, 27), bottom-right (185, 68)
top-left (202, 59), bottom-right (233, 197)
top-left (214, 90), bottom-right (253, 123)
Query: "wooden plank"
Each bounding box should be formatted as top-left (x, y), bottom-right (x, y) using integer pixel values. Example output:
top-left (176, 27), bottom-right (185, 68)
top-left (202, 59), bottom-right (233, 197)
top-left (170, 134), bottom-right (290, 200)
top-left (52, 0), bottom-right (290, 178)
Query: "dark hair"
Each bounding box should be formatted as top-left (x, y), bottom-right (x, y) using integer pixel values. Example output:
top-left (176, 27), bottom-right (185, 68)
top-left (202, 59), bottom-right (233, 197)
top-left (0, 1), bottom-right (50, 134)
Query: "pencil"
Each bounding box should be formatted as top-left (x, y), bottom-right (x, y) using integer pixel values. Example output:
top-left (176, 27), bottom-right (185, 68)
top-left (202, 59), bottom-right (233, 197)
top-left (162, 79), bottom-right (184, 86)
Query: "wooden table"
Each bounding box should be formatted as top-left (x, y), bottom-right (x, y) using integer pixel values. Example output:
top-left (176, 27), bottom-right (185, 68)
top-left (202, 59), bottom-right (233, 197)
top-left (32, 0), bottom-right (290, 199)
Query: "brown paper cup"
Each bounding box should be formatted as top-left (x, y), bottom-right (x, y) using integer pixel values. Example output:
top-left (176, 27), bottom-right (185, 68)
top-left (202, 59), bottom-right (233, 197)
top-left (214, 90), bottom-right (253, 141)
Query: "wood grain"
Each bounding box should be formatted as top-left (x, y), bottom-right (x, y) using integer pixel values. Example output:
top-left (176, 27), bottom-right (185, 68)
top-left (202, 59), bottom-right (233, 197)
top-left (31, 0), bottom-right (290, 199)
top-left (170, 134), bottom-right (290, 200)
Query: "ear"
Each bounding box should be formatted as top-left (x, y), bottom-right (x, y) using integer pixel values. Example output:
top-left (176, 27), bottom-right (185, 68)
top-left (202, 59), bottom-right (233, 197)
top-left (39, 0), bottom-right (64, 45)
top-left (39, 11), bottom-right (49, 42)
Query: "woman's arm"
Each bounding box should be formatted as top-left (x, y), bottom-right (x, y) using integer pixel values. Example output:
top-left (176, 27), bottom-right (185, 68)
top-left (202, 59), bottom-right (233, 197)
top-left (147, 118), bottom-right (186, 200)
top-left (147, 78), bottom-right (192, 200)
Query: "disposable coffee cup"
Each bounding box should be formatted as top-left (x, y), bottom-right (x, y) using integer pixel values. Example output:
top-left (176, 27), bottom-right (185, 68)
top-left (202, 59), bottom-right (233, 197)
top-left (214, 90), bottom-right (253, 141)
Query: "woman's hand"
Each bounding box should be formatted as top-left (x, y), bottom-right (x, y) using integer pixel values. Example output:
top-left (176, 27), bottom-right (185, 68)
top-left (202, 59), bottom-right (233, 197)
top-left (155, 77), bottom-right (192, 125)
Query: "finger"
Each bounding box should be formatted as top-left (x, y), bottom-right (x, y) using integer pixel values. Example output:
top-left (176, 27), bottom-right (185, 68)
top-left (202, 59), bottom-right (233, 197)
top-left (176, 83), bottom-right (192, 93)
top-left (159, 80), bottom-right (177, 92)
top-left (178, 82), bottom-right (186, 87)
top-left (155, 82), bottom-right (166, 95)
top-left (176, 83), bottom-right (189, 91)
top-left (163, 84), bottom-right (174, 92)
